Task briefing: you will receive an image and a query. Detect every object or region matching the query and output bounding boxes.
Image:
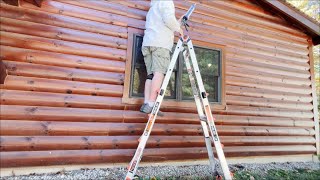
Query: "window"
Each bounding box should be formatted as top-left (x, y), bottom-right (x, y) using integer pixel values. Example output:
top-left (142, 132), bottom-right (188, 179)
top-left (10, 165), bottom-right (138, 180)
top-left (130, 35), bottom-right (176, 99)
top-left (129, 34), bottom-right (222, 103)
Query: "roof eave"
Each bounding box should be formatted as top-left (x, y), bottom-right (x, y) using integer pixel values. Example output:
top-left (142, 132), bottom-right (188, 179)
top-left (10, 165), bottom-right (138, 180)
top-left (258, 0), bottom-right (320, 45)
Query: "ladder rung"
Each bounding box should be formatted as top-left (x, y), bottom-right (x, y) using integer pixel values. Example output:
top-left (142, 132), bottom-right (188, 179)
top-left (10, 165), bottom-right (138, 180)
top-left (200, 116), bottom-right (207, 122)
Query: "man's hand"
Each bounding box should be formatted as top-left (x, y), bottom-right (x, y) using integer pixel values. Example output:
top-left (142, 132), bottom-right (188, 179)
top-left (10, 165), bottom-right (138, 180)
top-left (179, 28), bottom-right (184, 37)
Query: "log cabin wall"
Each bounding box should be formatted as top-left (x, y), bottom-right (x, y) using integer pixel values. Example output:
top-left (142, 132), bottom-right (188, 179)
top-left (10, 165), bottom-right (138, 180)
top-left (0, 0), bottom-right (318, 168)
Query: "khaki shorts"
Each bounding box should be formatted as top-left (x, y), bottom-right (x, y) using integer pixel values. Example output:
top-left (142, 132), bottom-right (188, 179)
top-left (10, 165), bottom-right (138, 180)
top-left (141, 46), bottom-right (170, 75)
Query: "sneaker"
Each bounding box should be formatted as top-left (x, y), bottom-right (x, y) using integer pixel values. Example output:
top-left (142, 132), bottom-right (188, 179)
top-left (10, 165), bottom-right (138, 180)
top-left (140, 103), bottom-right (164, 116)
top-left (140, 103), bottom-right (152, 114)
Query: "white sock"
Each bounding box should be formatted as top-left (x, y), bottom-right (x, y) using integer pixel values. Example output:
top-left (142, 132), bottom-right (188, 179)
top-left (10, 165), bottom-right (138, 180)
top-left (148, 101), bottom-right (155, 107)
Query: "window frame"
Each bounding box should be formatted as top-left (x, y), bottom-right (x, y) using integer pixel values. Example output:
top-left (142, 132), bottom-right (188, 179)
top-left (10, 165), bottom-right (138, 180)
top-left (176, 43), bottom-right (222, 103)
top-left (122, 27), bottom-right (226, 110)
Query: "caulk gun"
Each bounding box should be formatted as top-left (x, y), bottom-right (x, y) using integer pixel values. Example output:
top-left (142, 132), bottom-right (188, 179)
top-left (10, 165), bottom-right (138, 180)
top-left (181, 4), bottom-right (196, 31)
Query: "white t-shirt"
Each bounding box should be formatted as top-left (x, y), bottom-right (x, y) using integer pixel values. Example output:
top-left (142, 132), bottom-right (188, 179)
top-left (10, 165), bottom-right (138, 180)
top-left (142, 0), bottom-right (180, 51)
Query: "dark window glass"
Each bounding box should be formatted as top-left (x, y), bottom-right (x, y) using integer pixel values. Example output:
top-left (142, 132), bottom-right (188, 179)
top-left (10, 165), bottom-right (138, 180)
top-left (130, 34), bottom-right (221, 103)
top-left (131, 35), bottom-right (146, 97)
top-left (181, 47), bottom-right (220, 102)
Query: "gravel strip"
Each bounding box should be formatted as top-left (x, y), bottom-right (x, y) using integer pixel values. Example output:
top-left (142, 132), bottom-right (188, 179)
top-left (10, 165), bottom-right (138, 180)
top-left (1, 161), bottom-right (319, 180)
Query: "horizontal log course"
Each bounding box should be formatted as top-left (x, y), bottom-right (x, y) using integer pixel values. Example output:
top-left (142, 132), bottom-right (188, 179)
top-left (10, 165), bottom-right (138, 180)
top-left (179, 12), bottom-right (308, 57)
top-left (212, 114), bottom-right (314, 127)
top-left (0, 3), bottom-right (128, 38)
top-left (179, 27), bottom-right (309, 64)
top-left (226, 76), bottom-right (312, 95)
top-left (0, 17), bottom-right (127, 50)
top-left (227, 57), bottom-right (310, 79)
top-left (0, 90), bottom-right (135, 110)
top-left (186, 27), bottom-right (309, 63)
top-left (1, 0), bottom-right (310, 62)
top-left (1, 87), bottom-right (313, 113)
top-left (240, 33), bottom-right (308, 56)
top-left (0, 135), bottom-right (316, 151)
top-left (1, 145), bottom-right (316, 167)
top-left (226, 52), bottom-right (310, 72)
top-left (226, 65), bottom-right (311, 86)
top-left (55, 0), bottom-right (146, 20)
top-left (226, 105), bottom-right (314, 119)
top-left (226, 85), bottom-right (313, 103)
top-left (174, 6), bottom-right (308, 48)
top-left (188, 21), bottom-right (308, 57)
top-left (0, 106), bottom-right (144, 123)
top-left (178, 11), bottom-right (308, 57)
top-left (130, 0), bottom-right (309, 51)
top-left (226, 47), bottom-right (310, 67)
top-left (186, 16), bottom-right (308, 54)
top-left (121, 0), bottom-right (308, 50)
top-left (1, 102), bottom-right (313, 127)
top-left (179, 1), bottom-right (306, 41)
top-left (226, 95), bottom-right (313, 111)
top-left (182, 1), bottom-right (307, 38)
top-left (0, 46), bottom-right (125, 73)
top-left (116, 1), bottom-right (149, 11)
top-left (20, 0), bottom-right (145, 29)
top-left (0, 31), bottom-right (126, 61)
top-left (3, 75), bottom-right (123, 97)
top-left (234, 0), bottom-right (262, 7)
top-left (201, 0), bottom-right (283, 23)
top-left (205, 0), bottom-right (284, 23)
top-left (3, 60), bottom-right (124, 85)
top-left (0, 103), bottom-right (314, 127)
top-left (0, 120), bottom-right (315, 136)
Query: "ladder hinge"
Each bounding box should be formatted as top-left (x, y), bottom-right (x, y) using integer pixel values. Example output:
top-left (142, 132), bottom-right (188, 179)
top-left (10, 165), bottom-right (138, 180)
top-left (200, 116), bottom-right (207, 122)
top-left (159, 89), bottom-right (164, 96)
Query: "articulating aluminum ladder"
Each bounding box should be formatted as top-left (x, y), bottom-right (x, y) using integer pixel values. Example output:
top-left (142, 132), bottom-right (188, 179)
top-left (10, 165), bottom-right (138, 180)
top-left (125, 4), bottom-right (232, 180)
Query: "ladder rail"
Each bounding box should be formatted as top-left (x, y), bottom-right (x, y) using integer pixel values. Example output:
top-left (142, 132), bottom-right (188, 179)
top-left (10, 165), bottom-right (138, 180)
top-left (186, 39), bottom-right (232, 180)
top-left (182, 50), bottom-right (217, 174)
top-left (125, 39), bottom-right (184, 180)
top-left (125, 2), bottom-right (233, 179)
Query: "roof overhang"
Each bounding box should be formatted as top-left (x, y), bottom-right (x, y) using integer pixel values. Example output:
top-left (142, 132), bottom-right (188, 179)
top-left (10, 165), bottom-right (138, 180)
top-left (257, 0), bottom-right (320, 45)
top-left (2, 0), bottom-right (44, 7)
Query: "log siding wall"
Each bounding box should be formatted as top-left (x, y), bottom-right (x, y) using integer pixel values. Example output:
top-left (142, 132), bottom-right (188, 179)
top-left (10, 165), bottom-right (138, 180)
top-left (0, 0), bottom-right (318, 168)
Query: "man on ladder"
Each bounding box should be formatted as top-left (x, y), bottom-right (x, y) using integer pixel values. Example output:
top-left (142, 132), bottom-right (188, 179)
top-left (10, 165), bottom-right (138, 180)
top-left (126, 1), bottom-right (233, 180)
top-left (139, 0), bottom-right (183, 116)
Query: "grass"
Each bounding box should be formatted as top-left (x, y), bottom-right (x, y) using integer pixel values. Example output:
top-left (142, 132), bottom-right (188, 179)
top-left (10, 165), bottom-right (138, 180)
top-left (233, 169), bottom-right (320, 180)
top-left (137, 169), bottom-right (320, 180)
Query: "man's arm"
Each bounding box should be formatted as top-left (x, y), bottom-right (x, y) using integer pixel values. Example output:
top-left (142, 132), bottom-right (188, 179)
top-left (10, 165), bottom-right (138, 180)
top-left (159, 1), bottom-right (181, 32)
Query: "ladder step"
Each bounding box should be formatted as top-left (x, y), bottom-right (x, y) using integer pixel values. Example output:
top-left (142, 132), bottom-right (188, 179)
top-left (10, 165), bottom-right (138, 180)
top-left (200, 116), bottom-right (207, 122)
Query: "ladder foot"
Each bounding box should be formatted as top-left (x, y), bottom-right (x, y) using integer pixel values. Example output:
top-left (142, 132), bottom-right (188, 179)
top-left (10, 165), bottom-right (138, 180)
top-left (230, 172), bottom-right (234, 178)
top-left (215, 175), bottom-right (223, 180)
top-left (133, 175), bottom-right (140, 179)
top-left (126, 174), bottom-right (140, 180)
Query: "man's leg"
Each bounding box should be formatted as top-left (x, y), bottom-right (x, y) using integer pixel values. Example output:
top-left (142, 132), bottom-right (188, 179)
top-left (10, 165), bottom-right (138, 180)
top-left (142, 72), bottom-right (164, 116)
top-left (147, 47), bottom-right (170, 107)
top-left (148, 72), bottom-right (164, 104)
top-left (144, 79), bottom-right (151, 104)
top-left (140, 46), bottom-right (152, 111)
top-left (140, 47), bottom-right (169, 115)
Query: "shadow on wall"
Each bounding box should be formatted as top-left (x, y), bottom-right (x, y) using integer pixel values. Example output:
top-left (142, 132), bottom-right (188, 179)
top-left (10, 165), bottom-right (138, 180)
top-left (0, 60), bottom-right (8, 84)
